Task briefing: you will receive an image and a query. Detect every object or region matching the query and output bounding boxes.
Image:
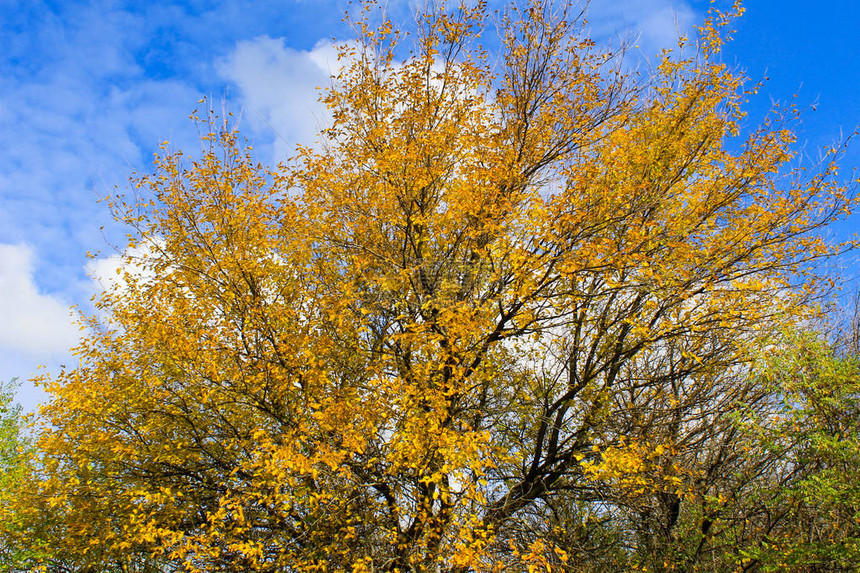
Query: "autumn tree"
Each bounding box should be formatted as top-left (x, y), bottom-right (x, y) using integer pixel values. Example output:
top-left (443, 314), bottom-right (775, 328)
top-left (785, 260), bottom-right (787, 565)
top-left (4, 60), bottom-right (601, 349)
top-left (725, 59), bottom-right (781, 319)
top-left (4, 1), bottom-right (857, 571)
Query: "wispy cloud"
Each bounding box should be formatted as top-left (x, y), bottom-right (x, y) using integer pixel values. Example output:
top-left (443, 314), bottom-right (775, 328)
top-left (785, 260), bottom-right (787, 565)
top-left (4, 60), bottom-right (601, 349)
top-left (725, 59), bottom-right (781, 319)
top-left (587, 0), bottom-right (697, 64)
top-left (0, 1), bottom-right (204, 302)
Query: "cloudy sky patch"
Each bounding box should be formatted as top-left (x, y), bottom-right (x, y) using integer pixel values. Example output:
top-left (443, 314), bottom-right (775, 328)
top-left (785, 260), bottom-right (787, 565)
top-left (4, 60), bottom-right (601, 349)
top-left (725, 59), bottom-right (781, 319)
top-left (0, 244), bottom-right (80, 411)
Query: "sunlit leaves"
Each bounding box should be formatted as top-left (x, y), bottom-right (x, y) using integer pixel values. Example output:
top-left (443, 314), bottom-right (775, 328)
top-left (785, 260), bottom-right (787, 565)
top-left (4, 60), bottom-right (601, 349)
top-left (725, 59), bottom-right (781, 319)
top-left (3, 1), bottom-right (857, 571)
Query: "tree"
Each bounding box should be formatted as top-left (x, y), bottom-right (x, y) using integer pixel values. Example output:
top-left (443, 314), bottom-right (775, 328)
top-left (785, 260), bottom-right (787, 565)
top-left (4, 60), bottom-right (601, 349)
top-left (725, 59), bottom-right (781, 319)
top-left (5, 1), bottom-right (856, 571)
top-left (0, 380), bottom-right (23, 478)
top-left (729, 329), bottom-right (860, 572)
top-left (0, 379), bottom-right (37, 570)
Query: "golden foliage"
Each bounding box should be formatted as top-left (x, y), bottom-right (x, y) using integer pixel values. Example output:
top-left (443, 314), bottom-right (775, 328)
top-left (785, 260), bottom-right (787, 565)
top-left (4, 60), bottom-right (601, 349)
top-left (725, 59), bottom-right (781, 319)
top-left (4, 1), bottom-right (856, 571)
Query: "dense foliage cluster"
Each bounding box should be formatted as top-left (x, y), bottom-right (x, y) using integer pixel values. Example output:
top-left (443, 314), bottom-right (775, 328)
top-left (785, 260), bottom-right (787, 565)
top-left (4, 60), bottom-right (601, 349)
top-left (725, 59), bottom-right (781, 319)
top-left (1, 1), bottom-right (858, 571)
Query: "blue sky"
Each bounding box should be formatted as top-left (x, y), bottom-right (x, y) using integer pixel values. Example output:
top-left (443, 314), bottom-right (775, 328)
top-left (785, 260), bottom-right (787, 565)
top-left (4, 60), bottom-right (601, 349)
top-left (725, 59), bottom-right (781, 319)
top-left (1, 0), bottom-right (858, 411)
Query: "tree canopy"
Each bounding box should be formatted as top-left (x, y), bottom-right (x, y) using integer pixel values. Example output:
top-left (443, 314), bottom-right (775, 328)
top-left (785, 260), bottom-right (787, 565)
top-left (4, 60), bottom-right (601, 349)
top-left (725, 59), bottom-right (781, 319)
top-left (3, 1), bottom-right (858, 571)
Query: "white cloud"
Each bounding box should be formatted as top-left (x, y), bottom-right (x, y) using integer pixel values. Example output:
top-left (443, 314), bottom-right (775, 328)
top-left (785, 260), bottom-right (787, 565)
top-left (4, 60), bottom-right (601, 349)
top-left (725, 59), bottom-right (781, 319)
top-left (0, 244), bottom-right (79, 357)
top-left (0, 244), bottom-right (82, 412)
top-left (86, 242), bottom-right (162, 299)
top-left (219, 37), bottom-right (341, 161)
top-left (86, 252), bottom-right (127, 295)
